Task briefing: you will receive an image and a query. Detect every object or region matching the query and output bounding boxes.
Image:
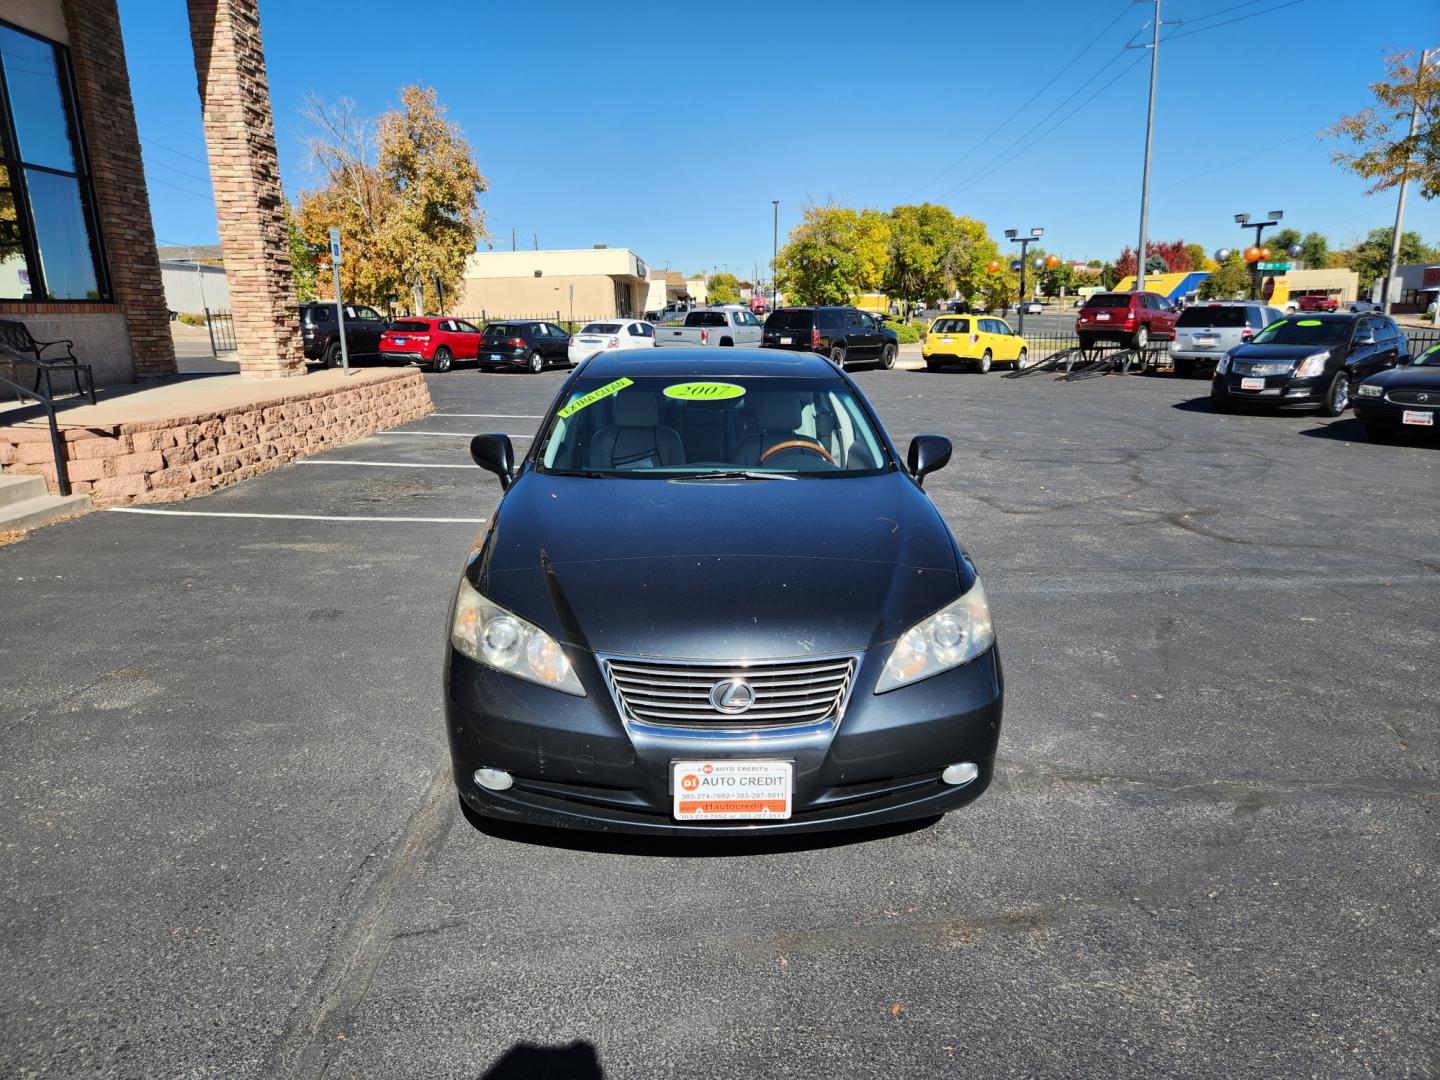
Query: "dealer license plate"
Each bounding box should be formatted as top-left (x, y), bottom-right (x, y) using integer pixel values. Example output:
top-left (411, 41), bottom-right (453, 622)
top-left (1402, 410), bottom-right (1434, 426)
top-left (393, 337), bottom-right (407, 345)
top-left (672, 760), bottom-right (792, 821)
top-left (1095, 313), bottom-right (1110, 321)
top-left (1241, 377), bottom-right (1265, 391)
top-left (939, 336), bottom-right (952, 343)
top-left (489, 353), bottom-right (502, 361)
top-left (779, 336), bottom-right (792, 345)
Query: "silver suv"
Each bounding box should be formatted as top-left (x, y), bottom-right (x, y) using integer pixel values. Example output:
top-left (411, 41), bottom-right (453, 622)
top-left (1169, 301), bottom-right (1284, 378)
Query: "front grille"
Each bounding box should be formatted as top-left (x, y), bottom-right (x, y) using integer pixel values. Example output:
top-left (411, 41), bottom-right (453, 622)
top-left (1234, 361), bottom-right (1294, 377)
top-left (1386, 389), bottom-right (1439, 407)
top-left (603, 655), bottom-right (857, 731)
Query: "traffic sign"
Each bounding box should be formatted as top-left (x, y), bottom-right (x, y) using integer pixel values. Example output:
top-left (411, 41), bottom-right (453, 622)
top-left (1258, 261), bottom-right (1291, 271)
top-left (329, 227), bottom-right (342, 266)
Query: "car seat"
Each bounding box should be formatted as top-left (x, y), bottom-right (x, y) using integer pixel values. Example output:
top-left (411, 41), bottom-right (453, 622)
top-left (587, 394), bottom-right (685, 470)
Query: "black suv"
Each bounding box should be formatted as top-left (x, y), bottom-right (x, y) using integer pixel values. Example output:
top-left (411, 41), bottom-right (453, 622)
top-left (1211, 312), bottom-right (1406, 416)
top-left (478, 320), bottom-right (571, 373)
top-left (761, 306), bottom-right (899, 369)
top-left (301, 302), bottom-right (390, 368)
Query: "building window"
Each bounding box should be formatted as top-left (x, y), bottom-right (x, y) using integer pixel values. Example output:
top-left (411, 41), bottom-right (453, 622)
top-left (0, 21), bottom-right (108, 301)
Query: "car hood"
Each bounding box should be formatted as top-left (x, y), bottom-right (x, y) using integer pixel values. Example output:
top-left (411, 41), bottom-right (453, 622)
top-left (1228, 342), bottom-right (1341, 362)
top-left (468, 472), bottom-right (968, 660)
top-left (1360, 365), bottom-right (1440, 389)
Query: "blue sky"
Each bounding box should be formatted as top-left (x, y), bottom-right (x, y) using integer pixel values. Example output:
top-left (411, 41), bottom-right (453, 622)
top-left (121, 0), bottom-right (1440, 278)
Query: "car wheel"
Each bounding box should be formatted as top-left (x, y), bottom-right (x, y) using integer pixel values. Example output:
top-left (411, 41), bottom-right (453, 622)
top-left (433, 346), bottom-right (453, 373)
top-left (925, 359), bottom-right (940, 372)
top-left (322, 342), bottom-right (341, 369)
top-left (829, 345), bottom-right (846, 367)
top-left (1173, 358), bottom-right (1194, 379)
top-left (1363, 422), bottom-right (1395, 442)
top-left (528, 350), bottom-right (543, 374)
top-left (879, 344), bottom-right (896, 370)
top-left (1322, 372), bottom-right (1350, 416)
top-left (1016, 348), bottom-right (1031, 370)
top-left (1211, 395), bottom-right (1236, 414)
top-left (1132, 325), bottom-right (1149, 350)
top-left (977, 350), bottom-right (992, 374)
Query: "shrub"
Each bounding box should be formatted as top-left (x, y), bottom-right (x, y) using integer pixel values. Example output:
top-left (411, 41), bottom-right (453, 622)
top-left (887, 320), bottom-right (923, 344)
top-left (177, 312), bottom-right (207, 326)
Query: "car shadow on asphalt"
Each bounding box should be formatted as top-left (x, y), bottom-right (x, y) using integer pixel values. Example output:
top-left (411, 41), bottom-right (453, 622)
top-left (461, 802), bottom-right (941, 858)
top-left (1297, 417), bottom-right (1438, 446)
top-left (1169, 395), bottom-right (1222, 412)
top-left (478, 1041), bottom-right (604, 1079)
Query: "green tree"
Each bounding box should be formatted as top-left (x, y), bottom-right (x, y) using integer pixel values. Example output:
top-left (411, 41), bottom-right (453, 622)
top-left (1100, 262), bottom-right (1118, 289)
top-left (1037, 261), bottom-right (1073, 298)
top-left (1185, 243), bottom-right (1209, 272)
top-left (1198, 251), bottom-right (1251, 300)
top-left (775, 203), bottom-right (865, 306)
top-left (1327, 50), bottom-right (1440, 200)
top-left (285, 199), bottom-right (318, 303)
top-left (1266, 228), bottom-right (1302, 256)
top-left (853, 209), bottom-right (891, 295)
top-left (1342, 227), bottom-right (1440, 292)
top-left (1299, 232), bottom-right (1329, 269)
top-left (707, 272), bottom-right (742, 305)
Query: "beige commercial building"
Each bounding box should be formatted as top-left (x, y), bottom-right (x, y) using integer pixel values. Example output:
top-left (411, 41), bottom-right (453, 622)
top-left (458, 248), bottom-right (656, 321)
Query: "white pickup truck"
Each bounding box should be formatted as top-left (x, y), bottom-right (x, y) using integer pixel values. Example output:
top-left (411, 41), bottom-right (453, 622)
top-left (654, 305), bottom-right (764, 348)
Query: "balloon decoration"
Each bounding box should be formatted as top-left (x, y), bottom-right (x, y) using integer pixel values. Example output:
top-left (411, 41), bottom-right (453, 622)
top-left (1009, 260), bottom-right (1023, 273)
top-left (986, 260), bottom-right (1001, 274)
top-left (1033, 257), bottom-right (1045, 270)
top-left (1243, 246), bottom-right (1263, 264)
top-left (1286, 244), bottom-right (1303, 260)
top-left (1215, 248), bottom-right (1232, 263)
top-left (1259, 247), bottom-right (1271, 260)
top-left (1045, 254), bottom-right (1062, 268)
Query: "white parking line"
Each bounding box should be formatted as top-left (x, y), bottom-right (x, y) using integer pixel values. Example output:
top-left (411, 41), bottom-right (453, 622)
top-left (297, 460), bottom-right (474, 469)
top-left (371, 431), bottom-right (532, 440)
top-left (107, 508), bottom-right (485, 523)
top-left (431, 413), bottom-right (544, 419)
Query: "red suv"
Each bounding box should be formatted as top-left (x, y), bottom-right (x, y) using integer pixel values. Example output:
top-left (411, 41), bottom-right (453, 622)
top-left (1294, 294), bottom-right (1338, 313)
top-left (378, 316), bottom-right (483, 373)
top-left (1076, 291), bottom-right (1179, 350)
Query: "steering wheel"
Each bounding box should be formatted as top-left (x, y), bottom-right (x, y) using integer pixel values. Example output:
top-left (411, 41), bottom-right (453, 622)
top-left (758, 439), bottom-right (835, 465)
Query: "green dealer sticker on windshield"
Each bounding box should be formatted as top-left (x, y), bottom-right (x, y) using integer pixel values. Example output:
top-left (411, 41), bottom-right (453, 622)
top-left (663, 381), bottom-right (746, 401)
top-left (1296, 319), bottom-right (1323, 326)
top-left (557, 377), bottom-right (633, 419)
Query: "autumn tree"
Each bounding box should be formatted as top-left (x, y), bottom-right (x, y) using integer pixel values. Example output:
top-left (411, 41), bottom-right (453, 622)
top-left (775, 204), bottom-right (871, 306)
top-left (1185, 243), bottom-right (1212, 272)
top-left (296, 86), bottom-right (488, 312)
top-left (707, 272), bottom-right (742, 305)
top-left (1197, 251), bottom-right (1251, 300)
top-left (1116, 240), bottom-right (1193, 278)
top-left (1327, 50), bottom-right (1440, 200)
top-left (285, 200), bottom-right (318, 303)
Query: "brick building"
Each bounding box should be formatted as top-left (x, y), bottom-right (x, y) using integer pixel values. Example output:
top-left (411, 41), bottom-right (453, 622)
top-left (0, 0), bottom-right (300, 386)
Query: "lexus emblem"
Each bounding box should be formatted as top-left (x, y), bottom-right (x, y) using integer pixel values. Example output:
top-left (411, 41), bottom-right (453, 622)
top-left (708, 679), bottom-right (755, 714)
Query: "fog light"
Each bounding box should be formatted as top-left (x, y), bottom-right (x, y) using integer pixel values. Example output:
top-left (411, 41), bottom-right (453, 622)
top-left (941, 762), bottom-right (979, 787)
top-left (473, 767), bottom-right (513, 792)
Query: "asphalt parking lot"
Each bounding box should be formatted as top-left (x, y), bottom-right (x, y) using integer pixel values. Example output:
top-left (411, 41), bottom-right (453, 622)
top-left (2, 358), bottom-right (1437, 1078)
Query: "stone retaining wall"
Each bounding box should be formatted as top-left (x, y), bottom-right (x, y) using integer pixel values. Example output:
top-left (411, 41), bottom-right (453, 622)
top-left (0, 369), bottom-right (432, 507)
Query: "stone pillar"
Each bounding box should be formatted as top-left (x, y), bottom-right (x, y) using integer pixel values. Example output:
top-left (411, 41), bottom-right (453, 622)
top-left (188, 0), bottom-right (301, 379)
top-left (62, 0), bottom-right (177, 380)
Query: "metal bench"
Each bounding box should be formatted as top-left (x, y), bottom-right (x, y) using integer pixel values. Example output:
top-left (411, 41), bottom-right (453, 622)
top-left (0, 318), bottom-right (96, 404)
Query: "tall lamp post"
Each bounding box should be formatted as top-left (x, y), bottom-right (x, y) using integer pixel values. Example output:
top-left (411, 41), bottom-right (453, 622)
top-left (771, 200), bottom-right (779, 310)
top-left (1004, 227), bottom-right (1044, 335)
top-left (1236, 210), bottom-right (1282, 300)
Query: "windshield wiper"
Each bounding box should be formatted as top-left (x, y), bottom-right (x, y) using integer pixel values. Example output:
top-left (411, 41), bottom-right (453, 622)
top-left (676, 470), bottom-right (797, 481)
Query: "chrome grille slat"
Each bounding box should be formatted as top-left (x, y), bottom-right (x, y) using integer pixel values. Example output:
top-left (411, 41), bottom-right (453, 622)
top-left (1386, 390), bottom-right (1438, 407)
top-left (603, 654), bottom-right (858, 732)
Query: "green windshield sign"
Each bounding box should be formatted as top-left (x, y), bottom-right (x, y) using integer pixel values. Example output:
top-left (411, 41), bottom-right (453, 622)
top-left (663, 382), bottom-right (746, 401)
top-left (557, 377), bottom-right (633, 419)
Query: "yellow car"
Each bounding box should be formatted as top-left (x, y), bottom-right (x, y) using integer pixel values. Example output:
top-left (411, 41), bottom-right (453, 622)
top-left (922, 315), bottom-right (1031, 373)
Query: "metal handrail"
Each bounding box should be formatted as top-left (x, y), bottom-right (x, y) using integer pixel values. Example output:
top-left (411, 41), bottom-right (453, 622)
top-left (0, 362), bottom-right (73, 497)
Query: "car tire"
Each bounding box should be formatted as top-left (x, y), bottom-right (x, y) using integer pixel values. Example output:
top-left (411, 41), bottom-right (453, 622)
top-left (322, 341), bottom-right (341, 369)
top-left (1322, 372), bottom-right (1350, 417)
top-left (1016, 348), bottom-right (1031, 370)
top-left (830, 345), bottom-right (847, 367)
top-left (1363, 422), bottom-right (1395, 442)
top-left (925, 359), bottom-right (941, 372)
top-left (1173, 358), bottom-right (1194, 379)
top-left (433, 346), bottom-right (453, 373)
top-left (527, 350), bottom-right (544, 374)
top-left (1132, 325), bottom-right (1149, 351)
top-left (976, 350), bottom-right (992, 374)
top-left (1211, 395), bottom-right (1236, 414)
top-left (879, 344), bottom-right (897, 370)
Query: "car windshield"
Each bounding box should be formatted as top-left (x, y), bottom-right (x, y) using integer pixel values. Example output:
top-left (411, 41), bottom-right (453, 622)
top-left (1250, 318), bottom-right (1350, 347)
top-left (1177, 307), bottom-right (1249, 328)
top-left (1085, 294), bottom-right (1130, 308)
top-left (537, 375), bottom-right (892, 478)
top-left (1413, 342), bottom-right (1440, 367)
top-left (388, 321), bottom-right (432, 333)
top-left (579, 323), bottom-right (621, 334)
top-left (930, 318), bottom-right (969, 333)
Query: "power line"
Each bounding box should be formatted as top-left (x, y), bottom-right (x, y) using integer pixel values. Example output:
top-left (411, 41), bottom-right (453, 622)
top-left (908, 0), bottom-right (1134, 198)
top-left (141, 152), bottom-right (212, 186)
top-left (139, 135), bottom-right (211, 168)
top-left (144, 175), bottom-right (214, 201)
top-left (1163, 0), bottom-right (1308, 41)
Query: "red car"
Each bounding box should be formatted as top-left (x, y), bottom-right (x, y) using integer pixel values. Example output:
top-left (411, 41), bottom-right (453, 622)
top-left (378, 316), bottom-right (483, 372)
top-left (1075, 291), bottom-right (1179, 350)
top-left (1294, 294), bottom-right (1338, 313)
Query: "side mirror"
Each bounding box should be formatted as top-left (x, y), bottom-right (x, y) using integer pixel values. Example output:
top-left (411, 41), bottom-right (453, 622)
top-left (470, 433), bottom-right (516, 490)
top-left (1397, 354), bottom-right (1413, 366)
top-left (906, 435), bottom-right (952, 488)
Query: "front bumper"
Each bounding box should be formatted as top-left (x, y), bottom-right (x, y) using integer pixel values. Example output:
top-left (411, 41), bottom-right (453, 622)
top-left (445, 645), bottom-right (1004, 835)
top-left (1212, 371), bottom-right (1326, 406)
top-left (1352, 395), bottom-right (1440, 428)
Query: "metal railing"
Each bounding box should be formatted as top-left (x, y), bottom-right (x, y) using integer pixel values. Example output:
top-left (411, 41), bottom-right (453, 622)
top-left (205, 308), bottom-right (236, 353)
top-left (0, 355), bottom-right (90, 497)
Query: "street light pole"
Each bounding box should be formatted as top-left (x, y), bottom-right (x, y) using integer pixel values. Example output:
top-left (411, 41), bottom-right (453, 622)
top-left (1005, 228), bottom-right (1045, 336)
top-left (1379, 47), bottom-right (1437, 315)
top-left (1235, 211), bottom-right (1282, 300)
top-left (772, 200), bottom-right (779, 310)
top-left (1134, 0), bottom-right (1161, 295)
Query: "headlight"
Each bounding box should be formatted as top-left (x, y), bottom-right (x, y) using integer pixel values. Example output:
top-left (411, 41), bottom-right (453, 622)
top-left (875, 580), bottom-right (995, 694)
top-left (1355, 383), bottom-right (1382, 398)
top-left (1294, 351), bottom-right (1330, 378)
top-left (1216, 354), bottom-right (1231, 374)
top-left (450, 577), bottom-right (585, 695)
